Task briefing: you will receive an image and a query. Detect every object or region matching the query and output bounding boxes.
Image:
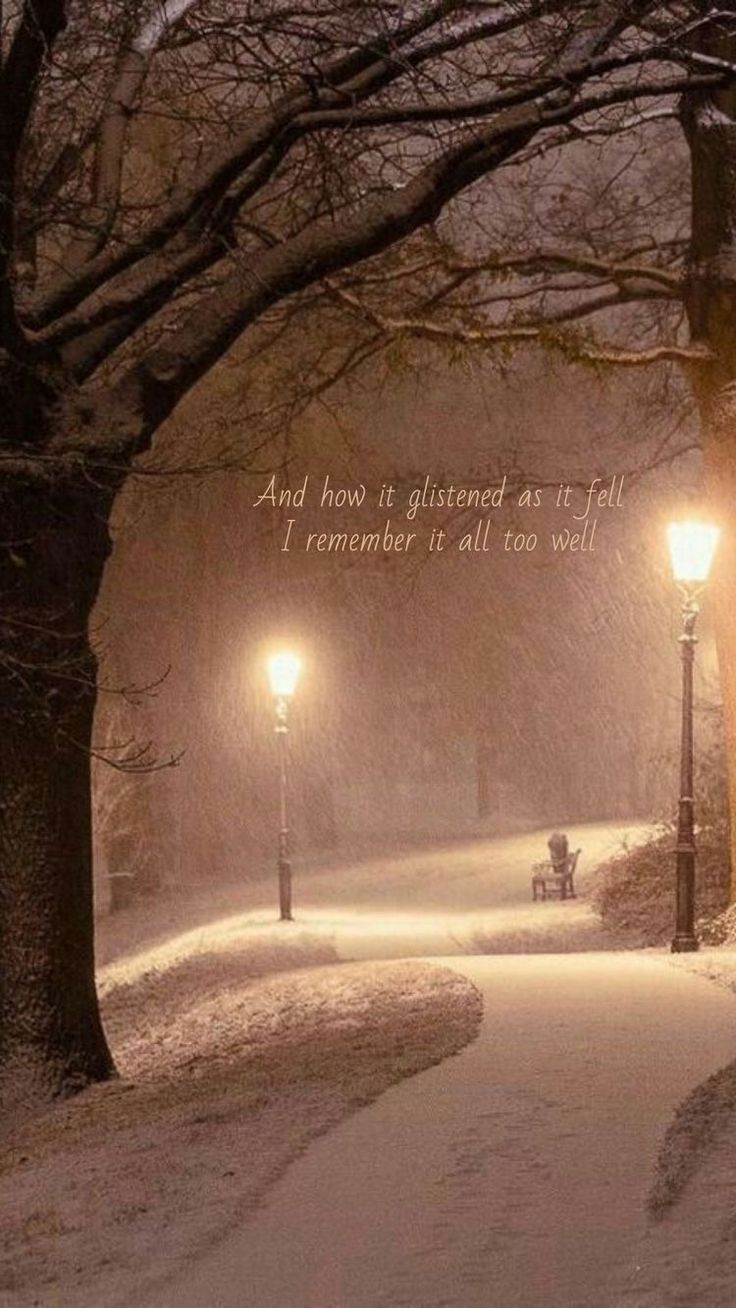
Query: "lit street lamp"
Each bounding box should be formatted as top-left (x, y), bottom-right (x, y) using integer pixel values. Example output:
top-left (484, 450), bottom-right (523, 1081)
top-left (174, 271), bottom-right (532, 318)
top-left (666, 520), bottom-right (720, 953)
top-left (267, 650), bottom-right (301, 922)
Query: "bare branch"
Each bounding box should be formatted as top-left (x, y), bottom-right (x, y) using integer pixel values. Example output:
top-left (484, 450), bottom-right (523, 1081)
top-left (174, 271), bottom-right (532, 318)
top-left (0, 0), bottom-right (66, 336)
top-left (25, 0), bottom-right (472, 327)
top-left (58, 0), bottom-right (201, 271)
top-left (68, 58), bottom-right (720, 459)
top-left (320, 284), bottom-right (703, 364)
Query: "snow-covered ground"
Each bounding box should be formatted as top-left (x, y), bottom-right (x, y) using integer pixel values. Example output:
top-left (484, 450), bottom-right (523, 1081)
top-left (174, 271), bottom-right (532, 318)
top-left (142, 953), bottom-right (736, 1308)
top-left (8, 818), bottom-right (736, 1308)
top-left (0, 952), bottom-right (480, 1308)
top-left (96, 819), bottom-right (652, 971)
top-left (613, 946), bottom-right (736, 1307)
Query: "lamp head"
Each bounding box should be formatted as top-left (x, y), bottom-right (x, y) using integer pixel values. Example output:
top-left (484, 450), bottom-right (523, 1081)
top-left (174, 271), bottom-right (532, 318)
top-left (666, 521), bottom-right (719, 587)
top-left (267, 651), bottom-right (301, 698)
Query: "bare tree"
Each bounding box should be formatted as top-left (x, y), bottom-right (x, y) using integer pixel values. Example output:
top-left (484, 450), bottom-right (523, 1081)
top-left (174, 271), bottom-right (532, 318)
top-left (0, 0), bottom-right (732, 1110)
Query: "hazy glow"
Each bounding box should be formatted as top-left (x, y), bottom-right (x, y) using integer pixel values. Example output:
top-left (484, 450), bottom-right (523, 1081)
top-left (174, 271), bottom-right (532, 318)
top-left (267, 651), bottom-right (302, 697)
top-left (666, 521), bottom-right (719, 584)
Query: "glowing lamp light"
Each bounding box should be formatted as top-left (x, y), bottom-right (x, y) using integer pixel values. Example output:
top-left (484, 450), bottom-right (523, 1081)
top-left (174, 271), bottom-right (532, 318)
top-left (267, 651), bottom-right (301, 698)
top-left (666, 521), bottom-right (719, 585)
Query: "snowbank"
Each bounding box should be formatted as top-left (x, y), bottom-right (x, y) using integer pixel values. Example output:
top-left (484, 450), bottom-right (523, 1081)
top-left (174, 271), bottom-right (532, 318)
top-left (0, 924), bottom-right (481, 1307)
top-left (615, 949), bottom-right (736, 1306)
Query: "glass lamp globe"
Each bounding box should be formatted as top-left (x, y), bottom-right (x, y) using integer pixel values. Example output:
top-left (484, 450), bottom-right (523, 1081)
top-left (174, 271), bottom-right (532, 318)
top-left (666, 521), bottom-right (719, 585)
top-left (267, 651), bottom-right (301, 698)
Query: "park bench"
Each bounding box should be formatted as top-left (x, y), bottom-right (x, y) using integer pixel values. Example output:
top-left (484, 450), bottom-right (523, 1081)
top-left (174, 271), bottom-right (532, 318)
top-left (531, 848), bottom-right (581, 902)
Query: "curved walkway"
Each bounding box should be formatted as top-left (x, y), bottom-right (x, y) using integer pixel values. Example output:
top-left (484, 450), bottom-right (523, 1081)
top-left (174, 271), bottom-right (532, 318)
top-left (149, 953), bottom-right (736, 1308)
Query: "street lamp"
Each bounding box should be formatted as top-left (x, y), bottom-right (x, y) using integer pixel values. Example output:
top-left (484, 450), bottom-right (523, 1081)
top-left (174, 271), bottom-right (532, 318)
top-left (267, 651), bottom-right (301, 922)
top-left (666, 520), bottom-right (719, 953)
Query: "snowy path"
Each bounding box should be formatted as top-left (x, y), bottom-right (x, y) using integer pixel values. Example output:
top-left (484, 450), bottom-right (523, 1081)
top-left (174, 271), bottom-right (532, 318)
top-left (205, 820), bottom-right (653, 961)
top-left (148, 952), bottom-right (736, 1308)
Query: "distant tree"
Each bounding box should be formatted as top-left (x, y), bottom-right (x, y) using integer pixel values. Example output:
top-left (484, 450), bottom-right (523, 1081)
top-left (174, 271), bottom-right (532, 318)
top-left (0, 0), bottom-right (733, 1110)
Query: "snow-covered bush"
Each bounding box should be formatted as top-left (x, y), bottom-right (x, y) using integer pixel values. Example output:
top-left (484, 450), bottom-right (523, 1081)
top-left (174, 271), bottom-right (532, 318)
top-left (592, 721), bottom-right (731, 945)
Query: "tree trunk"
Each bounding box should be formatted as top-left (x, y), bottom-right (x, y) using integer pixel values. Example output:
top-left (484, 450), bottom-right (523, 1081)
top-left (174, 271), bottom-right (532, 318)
top-left (681, 72), bottom-right (736, 897)
top-left (0, 461), bottom-right (116, 1115)
top-left (698, 421), bottom-right (736, 897)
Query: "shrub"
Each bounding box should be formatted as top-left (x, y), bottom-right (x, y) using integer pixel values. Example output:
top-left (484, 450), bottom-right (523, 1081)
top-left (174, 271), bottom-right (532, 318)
top-left (592, 717), bottom-right (731, 946)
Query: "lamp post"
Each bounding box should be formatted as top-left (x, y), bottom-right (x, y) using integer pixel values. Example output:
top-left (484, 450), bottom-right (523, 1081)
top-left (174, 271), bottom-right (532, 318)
top-left (266, 651), bottom-right (301, 922)
top-left (666, 521), bottom-right (719, 954)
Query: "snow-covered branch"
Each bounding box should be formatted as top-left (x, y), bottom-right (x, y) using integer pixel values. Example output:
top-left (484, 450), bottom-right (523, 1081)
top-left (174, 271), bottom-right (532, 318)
top-left (58, 0), bottom-right (202, 270)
